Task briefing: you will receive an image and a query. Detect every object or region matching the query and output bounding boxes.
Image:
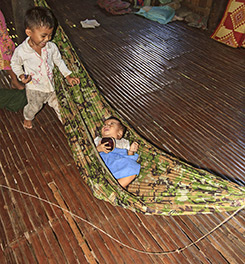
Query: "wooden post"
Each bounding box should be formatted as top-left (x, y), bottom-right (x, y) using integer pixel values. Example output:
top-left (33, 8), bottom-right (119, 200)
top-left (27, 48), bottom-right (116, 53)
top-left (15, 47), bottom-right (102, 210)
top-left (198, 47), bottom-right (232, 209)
top-left (207, 0), bottom-right (229, 33)
top-left (11, 0), bottom-right (34, 43)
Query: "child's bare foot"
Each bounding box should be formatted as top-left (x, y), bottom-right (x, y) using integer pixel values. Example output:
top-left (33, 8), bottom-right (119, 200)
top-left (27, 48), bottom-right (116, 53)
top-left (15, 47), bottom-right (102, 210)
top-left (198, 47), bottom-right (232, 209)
top-left (11, 80), bottom-right (25, 90)
top-left (23, 119), bottom-right (32, 129)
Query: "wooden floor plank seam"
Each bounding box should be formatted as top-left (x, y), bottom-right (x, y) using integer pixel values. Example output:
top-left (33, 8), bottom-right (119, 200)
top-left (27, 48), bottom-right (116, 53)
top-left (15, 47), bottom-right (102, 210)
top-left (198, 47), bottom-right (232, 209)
top-left (48, 181), bottom-right (98, 264)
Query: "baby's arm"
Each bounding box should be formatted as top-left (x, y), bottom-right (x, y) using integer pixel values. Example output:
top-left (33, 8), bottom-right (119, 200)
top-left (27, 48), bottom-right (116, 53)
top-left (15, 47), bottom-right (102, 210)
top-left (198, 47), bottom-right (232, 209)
top-left (128, 142), bottom-right (139, 156)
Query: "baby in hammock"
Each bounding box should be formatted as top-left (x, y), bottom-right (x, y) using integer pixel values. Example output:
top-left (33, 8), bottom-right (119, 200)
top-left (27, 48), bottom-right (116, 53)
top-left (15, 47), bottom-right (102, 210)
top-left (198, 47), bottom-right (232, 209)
top-left (94, 116), bottom-right (140, 188)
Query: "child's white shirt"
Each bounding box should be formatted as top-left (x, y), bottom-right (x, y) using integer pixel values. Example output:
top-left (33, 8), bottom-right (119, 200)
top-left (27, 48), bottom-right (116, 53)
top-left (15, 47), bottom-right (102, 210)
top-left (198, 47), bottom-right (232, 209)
top-left (94, 137), bottom-right (130, 150)
top-left (11, 37), bottom-right (71, 92)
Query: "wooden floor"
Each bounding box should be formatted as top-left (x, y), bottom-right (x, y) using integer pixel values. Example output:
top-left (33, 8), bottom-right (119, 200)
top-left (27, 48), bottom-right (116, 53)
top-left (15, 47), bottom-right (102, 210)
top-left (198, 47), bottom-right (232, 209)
top-left (0, 0), bottom-right (244, 263)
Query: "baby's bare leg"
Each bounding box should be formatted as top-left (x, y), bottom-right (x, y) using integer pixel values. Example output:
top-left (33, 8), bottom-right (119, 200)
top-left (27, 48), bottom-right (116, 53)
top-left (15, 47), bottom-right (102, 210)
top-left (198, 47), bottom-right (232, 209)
top-left (118, 175), bottom-right (136, 188)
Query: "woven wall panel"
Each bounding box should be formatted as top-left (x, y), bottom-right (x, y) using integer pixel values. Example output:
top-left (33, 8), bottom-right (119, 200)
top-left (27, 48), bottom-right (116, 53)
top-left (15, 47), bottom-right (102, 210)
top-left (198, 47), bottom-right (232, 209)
top-left (182, 0), bottom-right (213, 16)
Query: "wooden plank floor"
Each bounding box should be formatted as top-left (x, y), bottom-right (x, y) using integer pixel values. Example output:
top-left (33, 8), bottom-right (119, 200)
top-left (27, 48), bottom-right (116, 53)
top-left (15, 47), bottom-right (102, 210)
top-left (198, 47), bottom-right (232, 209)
top-left (48, 0), bottom-right (245, 185)
top-left (0, 0), bottom-right (244, 263)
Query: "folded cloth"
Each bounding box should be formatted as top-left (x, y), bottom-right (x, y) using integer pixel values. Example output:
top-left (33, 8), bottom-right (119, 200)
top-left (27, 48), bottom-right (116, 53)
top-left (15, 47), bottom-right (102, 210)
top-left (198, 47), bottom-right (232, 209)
top-left (100, 148), bottom-right (141, 179)
top-left (211, 0), bottom-right (245, 48)
top-left (97, 0), bottom-right (131, 15)
top-left (0, 89), bottom-right (27, 112)
top-left (80, 19), bottom-right (100, 29)
top-left (135, 6), bottom-right (175, 24)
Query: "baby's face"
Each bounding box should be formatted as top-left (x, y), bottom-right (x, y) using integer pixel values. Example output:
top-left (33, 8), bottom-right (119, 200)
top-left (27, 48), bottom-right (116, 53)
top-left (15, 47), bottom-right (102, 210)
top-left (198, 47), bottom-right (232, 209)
top-left (101, 119), bottom-right (122, 139)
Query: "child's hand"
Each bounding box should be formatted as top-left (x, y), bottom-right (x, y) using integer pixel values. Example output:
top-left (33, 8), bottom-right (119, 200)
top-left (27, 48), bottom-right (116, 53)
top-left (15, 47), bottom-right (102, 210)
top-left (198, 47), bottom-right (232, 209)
top-left (66, 75), bottom-right (80, 86)
top-left (20, 74), bottom-right (32, 84)
top-left (97, 141), bottom-right (112, 153)
top-left (129, 142), bottom-right (139, 153)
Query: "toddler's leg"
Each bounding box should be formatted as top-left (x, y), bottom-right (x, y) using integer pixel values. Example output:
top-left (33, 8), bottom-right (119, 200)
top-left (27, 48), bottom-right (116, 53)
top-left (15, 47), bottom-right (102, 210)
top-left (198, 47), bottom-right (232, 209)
top-left (46, 92), bottom-right (62, 123)
top-left (23, 90), bottom-right (45, 129)
top-left (118, 174), bottom-right (136, 188)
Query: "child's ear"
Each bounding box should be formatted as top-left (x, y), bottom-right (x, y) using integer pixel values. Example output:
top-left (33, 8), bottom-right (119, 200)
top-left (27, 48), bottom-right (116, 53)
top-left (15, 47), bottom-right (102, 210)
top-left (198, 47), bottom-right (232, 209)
top-left (25, 28), bottom-right (32, 37)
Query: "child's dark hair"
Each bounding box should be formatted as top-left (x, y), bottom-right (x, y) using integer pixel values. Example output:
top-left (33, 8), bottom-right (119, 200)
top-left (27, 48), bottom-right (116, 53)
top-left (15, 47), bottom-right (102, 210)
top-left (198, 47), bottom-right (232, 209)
top-left (106, 116), bottom-right (127, 138)
top-left (24, 6), bottom-right (57, 30)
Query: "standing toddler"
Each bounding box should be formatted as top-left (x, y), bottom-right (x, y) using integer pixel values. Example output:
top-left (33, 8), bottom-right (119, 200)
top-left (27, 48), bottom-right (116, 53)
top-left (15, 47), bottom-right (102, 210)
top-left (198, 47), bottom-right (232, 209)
top-left (11, 6), bottom-right (80, 129)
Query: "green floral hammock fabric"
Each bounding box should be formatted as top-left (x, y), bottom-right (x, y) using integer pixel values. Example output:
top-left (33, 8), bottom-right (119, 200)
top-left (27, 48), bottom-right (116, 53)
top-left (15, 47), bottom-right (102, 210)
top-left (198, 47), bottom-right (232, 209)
top-left (36, 0), bottom-right (244, 216)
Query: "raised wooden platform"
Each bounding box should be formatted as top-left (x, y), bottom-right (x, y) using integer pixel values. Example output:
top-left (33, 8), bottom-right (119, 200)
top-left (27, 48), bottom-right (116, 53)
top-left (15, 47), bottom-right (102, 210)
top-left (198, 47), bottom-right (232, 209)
top-left (0, 0), bottom-right (244, 263)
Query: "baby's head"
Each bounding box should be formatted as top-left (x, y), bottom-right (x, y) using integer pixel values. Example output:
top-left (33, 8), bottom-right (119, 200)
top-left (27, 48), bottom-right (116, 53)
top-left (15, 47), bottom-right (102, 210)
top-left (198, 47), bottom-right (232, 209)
top-left (24, 6), bottom-right (56, 31)
top-left (101, 116), bottom-right (126, 140)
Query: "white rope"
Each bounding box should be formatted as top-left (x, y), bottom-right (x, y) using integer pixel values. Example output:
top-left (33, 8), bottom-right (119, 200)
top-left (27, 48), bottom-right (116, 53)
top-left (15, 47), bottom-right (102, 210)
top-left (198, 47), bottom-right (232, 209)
top-left (0, 184), bottom-right (243, 255)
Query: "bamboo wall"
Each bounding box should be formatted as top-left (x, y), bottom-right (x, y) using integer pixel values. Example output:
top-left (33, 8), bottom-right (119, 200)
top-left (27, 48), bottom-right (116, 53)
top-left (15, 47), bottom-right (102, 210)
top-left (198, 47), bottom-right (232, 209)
top-left (181, 0), bottom-right (214, 16)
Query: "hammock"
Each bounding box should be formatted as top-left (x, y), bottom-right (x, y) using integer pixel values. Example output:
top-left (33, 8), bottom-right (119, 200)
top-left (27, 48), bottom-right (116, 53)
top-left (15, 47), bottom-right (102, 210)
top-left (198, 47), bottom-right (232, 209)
top-left (36, 0), bottom-right (244, 216)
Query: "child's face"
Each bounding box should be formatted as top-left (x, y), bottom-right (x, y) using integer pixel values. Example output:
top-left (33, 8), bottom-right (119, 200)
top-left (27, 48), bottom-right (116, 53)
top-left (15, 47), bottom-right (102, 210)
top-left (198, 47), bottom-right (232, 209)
top-left (26, 26), bottom-right (53, 49)
top-left (101, 119), bottom-right (123, 139)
